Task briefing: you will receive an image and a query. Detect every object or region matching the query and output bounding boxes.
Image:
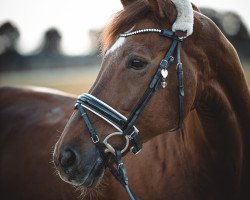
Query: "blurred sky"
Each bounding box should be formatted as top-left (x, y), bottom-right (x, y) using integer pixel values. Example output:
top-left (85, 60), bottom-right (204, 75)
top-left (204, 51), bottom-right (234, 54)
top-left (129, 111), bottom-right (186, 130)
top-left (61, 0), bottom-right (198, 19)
top-left (0, 0), bottom-right (249, 55)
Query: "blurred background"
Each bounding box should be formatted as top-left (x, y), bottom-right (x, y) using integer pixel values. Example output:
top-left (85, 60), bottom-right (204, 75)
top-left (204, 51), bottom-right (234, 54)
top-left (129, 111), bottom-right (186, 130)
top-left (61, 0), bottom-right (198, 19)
top-left (0, 0), bottom-right (249, 95)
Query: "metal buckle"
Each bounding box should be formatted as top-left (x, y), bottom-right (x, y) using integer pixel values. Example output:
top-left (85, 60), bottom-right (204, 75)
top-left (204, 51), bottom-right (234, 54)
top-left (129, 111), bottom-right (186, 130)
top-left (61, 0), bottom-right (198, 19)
top-left (160, 59), bottom-right (169, 69)
top-left (127, 127), bottom-right (142, 155)
top-left (160, 56), bottom-right (174, 69)
top-left (91, 135), bottom-right (99, 143)
top-left (127, 127), bottom-right (139, 140)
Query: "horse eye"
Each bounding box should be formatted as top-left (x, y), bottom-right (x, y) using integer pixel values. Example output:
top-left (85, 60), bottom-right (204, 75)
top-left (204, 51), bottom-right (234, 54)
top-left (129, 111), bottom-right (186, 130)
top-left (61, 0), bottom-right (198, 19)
top-left (127, 58), bottom-right (147, 70)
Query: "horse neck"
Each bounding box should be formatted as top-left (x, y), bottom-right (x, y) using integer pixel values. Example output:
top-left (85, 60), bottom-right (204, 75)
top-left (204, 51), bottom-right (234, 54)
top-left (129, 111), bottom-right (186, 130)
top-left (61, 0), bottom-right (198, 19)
top-left (187, 26), bottom-right (250, 197)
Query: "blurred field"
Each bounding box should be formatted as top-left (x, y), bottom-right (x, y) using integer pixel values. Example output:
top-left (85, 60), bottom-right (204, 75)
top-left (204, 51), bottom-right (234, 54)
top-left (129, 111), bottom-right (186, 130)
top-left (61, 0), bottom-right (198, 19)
top-left (0, 65), bottom-right (99, 95)
top-left (0, 63), bottom-right (249, 96)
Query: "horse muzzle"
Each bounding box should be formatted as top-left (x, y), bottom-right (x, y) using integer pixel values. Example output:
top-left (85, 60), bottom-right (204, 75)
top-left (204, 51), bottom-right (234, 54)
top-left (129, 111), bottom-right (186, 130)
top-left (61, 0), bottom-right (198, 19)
top-left (53, 143), bottom-right (105, 188)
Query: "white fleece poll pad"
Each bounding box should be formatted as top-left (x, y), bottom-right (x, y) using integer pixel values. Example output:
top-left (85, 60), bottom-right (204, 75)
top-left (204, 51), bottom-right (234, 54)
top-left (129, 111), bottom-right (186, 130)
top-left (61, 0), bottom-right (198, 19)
top-left (171, 0), bottom-right (194, 37)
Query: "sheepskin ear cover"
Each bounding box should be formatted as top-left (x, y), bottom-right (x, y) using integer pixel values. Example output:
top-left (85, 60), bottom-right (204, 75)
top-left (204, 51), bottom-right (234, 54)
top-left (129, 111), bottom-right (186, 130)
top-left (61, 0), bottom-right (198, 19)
top-left (122, 0), bottom-right (194, 37)
top-left (171, 0), bottom-right (194, 37)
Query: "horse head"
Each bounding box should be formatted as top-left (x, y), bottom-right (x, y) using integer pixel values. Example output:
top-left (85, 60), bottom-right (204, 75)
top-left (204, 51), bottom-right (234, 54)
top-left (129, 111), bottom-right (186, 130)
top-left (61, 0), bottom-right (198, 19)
top-left (53, 0), bottom-right (198, 189)
top-left (54, 0), bottom-right (197, 187)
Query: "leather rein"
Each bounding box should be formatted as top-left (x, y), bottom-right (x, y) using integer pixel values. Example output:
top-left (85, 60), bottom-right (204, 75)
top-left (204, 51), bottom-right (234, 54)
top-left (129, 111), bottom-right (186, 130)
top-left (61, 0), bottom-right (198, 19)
top-left (75, 28), bottom-right (185, 200)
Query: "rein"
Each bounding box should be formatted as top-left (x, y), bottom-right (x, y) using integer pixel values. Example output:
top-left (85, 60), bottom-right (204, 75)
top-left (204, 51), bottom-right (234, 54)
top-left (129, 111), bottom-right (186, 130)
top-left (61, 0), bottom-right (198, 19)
top-left (75, 28), bottom-right (185, 200)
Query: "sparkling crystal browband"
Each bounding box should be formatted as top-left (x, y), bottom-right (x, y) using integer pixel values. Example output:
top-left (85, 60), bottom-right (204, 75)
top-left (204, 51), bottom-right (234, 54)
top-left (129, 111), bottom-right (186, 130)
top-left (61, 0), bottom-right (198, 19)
top-left (120, 29), bottom-right (162, 37)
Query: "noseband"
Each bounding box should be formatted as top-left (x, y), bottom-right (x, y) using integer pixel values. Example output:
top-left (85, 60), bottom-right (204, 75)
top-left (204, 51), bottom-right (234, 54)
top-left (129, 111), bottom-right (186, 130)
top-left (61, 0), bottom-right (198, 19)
top-left (75, 28), bottom-right (185, 200)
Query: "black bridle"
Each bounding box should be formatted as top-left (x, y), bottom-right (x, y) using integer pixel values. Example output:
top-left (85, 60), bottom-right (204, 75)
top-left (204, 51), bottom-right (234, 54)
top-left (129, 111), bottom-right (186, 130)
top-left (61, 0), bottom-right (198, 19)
top-left (75, 28), bottom-right (185, 200)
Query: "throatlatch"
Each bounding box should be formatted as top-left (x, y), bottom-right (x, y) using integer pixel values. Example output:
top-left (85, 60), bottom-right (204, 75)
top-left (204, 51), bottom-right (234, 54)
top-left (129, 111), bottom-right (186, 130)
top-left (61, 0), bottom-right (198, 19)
top-left (75, 28), bottom-right (186, 200)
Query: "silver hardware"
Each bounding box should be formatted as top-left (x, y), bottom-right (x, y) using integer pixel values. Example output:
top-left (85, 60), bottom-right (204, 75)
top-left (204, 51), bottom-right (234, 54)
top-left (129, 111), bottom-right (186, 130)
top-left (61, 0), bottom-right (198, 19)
top-left (161, 80), bottom-right (167, 88)
top-left (161, 69), bottom-right (168, 78)
top-left (91, 135), bottom-right (100, 143)
top-left (161, 68), bottom-right (168, 88)
top-left (169, 56), bottom-right (174, 62)
top-left (103, 132), bottom-right (130, 155)
top-left (118, 162), bottom-right (124, 169)
top-left (127, 127), bottom-right (139, 140)
top-left (160, 59), bottom-right (168, 68)
top-left (120, 28), bottom-right (162, 37)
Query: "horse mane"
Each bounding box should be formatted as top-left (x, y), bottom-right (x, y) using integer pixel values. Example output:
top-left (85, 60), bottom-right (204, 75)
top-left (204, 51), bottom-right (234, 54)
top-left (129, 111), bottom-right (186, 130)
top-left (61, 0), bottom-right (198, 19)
top-left (100, 0), bottom-right (154, 53)
top-left (100, 0), bottom-right (197, 54)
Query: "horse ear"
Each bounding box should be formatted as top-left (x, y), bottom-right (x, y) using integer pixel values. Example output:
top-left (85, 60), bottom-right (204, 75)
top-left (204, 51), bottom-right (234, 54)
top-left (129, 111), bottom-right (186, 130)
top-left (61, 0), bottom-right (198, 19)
top-left (147, 0), bottom-right (177, 23)
top-left (120, 0), bottom-right (135, 7)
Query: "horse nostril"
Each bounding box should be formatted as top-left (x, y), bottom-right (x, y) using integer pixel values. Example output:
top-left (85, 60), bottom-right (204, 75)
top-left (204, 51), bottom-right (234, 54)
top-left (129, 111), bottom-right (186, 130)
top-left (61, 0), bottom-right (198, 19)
top-left (59, 148), bottom-right (77, 170)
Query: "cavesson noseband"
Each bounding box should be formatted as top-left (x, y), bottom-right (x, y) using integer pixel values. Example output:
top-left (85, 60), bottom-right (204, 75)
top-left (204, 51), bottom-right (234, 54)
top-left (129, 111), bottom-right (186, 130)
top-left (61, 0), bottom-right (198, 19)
top-left (75, 28), bottom-right (185, 200)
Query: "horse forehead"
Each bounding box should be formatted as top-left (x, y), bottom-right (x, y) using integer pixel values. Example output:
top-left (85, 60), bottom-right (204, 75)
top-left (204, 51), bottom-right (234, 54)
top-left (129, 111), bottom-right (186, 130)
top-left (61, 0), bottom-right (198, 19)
top-left (105, 37), bottom-right (126, 56)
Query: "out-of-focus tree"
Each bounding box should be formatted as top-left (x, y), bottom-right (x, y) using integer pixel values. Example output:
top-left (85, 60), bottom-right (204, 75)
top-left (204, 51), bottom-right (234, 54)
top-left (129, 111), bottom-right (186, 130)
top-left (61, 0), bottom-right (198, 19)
top-left (0, 21), bottom-right (20, 54)
top-left (0, 21), bottom-right (23, 70)
top-left (201, 8), bottom-right (250, 61)
top-left (200, 8), bottom-right (249, 41)
top-left (221, 11), bottom-right (249, 41)
top-left (37, 28), bottom-right (62, 56)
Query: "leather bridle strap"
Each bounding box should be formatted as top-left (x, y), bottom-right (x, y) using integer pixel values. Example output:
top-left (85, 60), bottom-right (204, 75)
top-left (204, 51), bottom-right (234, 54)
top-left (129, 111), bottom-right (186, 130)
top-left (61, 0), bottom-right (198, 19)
top-left (109, 150), bottom-right (138, 200)
top-left (76, 102), bottom-right (100, 143)
top-left (176, 42), bottom-right (184, 128)
top-left (122, 38), bottom-right (180, 137)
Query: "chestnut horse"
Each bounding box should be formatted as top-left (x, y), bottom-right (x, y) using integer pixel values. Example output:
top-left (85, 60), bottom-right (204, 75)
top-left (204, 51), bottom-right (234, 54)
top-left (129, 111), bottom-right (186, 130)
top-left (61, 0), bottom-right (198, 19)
top-left (1, 86), bottom-right (198, 200)
top-left (0, 86), bottom-right (195, 200)
top-left (53, 0), bottom-right (250, 200)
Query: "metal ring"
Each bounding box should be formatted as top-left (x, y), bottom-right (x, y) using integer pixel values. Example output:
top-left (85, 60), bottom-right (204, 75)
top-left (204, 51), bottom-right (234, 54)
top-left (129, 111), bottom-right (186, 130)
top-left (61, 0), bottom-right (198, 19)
top-left (103, 132), bottom-right (129, 155)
